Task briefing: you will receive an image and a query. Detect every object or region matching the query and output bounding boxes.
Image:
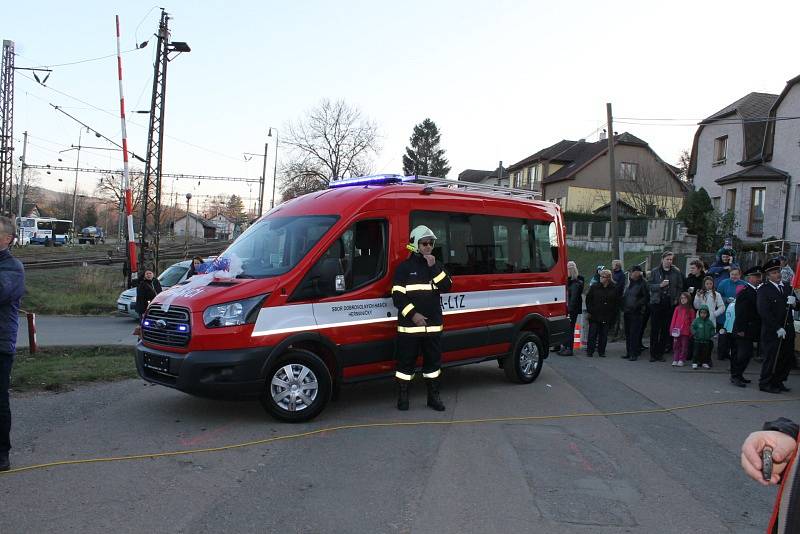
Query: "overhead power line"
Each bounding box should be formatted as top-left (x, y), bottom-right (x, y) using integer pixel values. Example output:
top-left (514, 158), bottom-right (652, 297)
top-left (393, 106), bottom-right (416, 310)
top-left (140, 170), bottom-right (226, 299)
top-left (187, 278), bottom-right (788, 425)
top-left (24, 164), bottom-right (259, 183)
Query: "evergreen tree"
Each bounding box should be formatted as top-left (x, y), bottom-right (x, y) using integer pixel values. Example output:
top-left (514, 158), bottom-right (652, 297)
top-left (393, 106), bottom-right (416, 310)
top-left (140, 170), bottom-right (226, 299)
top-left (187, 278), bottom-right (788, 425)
top-left (677, 187), bottom-right (715, 250)
top-left (83, 204), bottom-right (98, 227)
top-left (402, 118), bottom-right (451, 178)
top-left (225, 194), bottom-right (247, 224)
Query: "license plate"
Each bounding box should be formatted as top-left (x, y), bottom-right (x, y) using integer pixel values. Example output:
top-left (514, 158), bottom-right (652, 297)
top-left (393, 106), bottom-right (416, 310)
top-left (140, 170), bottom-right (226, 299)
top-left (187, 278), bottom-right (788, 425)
top-left (142, 353), bottom-right (171, 374)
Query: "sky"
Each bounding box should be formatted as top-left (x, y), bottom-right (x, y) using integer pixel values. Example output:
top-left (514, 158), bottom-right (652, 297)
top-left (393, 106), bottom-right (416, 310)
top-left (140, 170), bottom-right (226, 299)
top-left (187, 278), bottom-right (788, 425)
top-left (4, 0), bottom-right (800, 215)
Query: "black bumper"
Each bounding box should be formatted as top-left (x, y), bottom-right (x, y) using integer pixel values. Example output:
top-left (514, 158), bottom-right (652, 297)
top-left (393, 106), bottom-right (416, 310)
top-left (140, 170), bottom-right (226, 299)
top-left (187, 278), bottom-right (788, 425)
top-left (547, 316), bottom-right (572, 351)
top-left (135, 343), bottom-right (272, 399)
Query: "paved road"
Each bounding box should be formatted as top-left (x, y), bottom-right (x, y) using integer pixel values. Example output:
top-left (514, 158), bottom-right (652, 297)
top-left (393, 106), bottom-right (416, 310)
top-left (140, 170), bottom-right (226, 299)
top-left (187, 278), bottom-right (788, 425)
top-left (2, 342), bottom-right (798, 533)
top-left (16, 314), bottom-right (138, 348)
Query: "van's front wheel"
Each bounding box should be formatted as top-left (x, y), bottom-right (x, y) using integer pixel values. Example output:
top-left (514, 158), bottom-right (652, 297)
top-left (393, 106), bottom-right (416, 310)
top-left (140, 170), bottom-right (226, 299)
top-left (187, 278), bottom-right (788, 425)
top-left (504, 332), bottom-right (543, 383)
top-left (260, 350), bottom-right (332, 422)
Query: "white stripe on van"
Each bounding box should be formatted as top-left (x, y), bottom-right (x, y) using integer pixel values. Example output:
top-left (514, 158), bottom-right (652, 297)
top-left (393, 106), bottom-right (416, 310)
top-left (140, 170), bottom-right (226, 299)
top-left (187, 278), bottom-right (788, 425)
top-left (251, 285), bottom-right (565, 337)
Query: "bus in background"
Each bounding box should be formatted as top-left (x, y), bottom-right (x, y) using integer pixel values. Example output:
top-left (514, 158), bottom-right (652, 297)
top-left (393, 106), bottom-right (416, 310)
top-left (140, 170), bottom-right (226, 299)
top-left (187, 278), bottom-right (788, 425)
top-left (16, 217), bottom-right (73, 245)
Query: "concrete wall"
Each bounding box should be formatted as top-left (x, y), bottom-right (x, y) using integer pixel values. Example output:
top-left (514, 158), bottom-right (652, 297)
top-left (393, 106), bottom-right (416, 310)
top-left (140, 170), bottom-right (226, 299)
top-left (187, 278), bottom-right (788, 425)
top-left (768, 83), bottom-right (800, 241)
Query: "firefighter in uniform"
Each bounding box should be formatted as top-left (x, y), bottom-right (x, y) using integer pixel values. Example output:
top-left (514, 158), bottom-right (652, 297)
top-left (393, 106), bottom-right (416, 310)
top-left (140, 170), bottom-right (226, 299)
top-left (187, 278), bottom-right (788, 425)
top-left (756, 258), bottom-right (797, 394)
top-left (391, 225), bottom-right (452, 411)
top-left (731, 265), bottom-right (761, 387)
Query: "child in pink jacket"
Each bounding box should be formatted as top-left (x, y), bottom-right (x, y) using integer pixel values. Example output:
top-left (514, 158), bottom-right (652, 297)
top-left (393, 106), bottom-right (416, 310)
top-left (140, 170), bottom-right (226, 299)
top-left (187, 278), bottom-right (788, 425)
top-left (670, 292), bottom-right (695, 366)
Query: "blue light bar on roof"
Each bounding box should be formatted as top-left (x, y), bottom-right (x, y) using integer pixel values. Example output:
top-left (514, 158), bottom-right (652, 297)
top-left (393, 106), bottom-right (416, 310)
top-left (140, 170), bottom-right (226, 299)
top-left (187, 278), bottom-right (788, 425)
top-left (328, 174), bottom-right (416, 188)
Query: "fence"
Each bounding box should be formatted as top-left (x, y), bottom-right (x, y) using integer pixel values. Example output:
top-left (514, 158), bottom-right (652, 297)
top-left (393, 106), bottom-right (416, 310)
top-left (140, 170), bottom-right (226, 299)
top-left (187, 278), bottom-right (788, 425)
top-left (566, 218), bottom-right (695, 255)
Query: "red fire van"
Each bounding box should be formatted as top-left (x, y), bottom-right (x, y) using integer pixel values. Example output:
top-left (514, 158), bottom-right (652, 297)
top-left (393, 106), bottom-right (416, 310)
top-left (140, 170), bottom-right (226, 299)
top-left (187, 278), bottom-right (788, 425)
top-left (136, 175), bottom-right (570, 421)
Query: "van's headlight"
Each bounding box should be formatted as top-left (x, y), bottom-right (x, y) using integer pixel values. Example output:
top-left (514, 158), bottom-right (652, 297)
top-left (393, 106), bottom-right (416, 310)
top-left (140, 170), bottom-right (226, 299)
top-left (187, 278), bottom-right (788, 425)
top-left (203, 295), bottom-right (267, 328)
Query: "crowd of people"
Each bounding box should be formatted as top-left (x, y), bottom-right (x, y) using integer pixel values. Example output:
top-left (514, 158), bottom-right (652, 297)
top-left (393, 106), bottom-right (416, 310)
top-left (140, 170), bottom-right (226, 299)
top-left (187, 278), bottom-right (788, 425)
top-left (564, 247), bottom-right (797, 393)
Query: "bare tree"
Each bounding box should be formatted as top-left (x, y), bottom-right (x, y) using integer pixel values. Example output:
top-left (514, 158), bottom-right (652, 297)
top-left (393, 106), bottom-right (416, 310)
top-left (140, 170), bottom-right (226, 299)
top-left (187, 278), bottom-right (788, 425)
top-left (618, 162), bottom-right (685, 217)
top-left (675, 149), bottom-right (691, 183)
top-left (279, 157), bottom-right (329, 202)
top-left (94, 170), bottom-right (145, 214)
top-left (283, 99), bottom-right (380, 189)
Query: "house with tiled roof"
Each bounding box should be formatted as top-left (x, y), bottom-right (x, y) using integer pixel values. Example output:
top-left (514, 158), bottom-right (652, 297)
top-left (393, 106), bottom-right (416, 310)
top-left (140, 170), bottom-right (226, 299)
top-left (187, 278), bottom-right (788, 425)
top-left (689, 80), bottom-right (800, 243)
top-left (507, 132), bottom-right (686, 216)
top-left (457, 165), bottom-right (508, 187)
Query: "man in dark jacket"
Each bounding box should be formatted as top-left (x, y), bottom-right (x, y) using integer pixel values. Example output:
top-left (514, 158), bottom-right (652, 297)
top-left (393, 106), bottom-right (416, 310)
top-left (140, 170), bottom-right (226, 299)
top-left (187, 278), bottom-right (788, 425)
top-left (0, 216), bottom-right (26, 472)
top-left (585, 269), bottom-right (618, 357)
top-left (731, 266), bottom-right (761, 387)
top-left (391, 225), bottom-right (452, 411)
top-left (708, 247), bottom-right (739, 285)
top-left (756, 258), bottom-right (797, 394)
top-left (622, 265), bottom-right (648, 361)
top-left (647, 251), bottom-right (684, 361)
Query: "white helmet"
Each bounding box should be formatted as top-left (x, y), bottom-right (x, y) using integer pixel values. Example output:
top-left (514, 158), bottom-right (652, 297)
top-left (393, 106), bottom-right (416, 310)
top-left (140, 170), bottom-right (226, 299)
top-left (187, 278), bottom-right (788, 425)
top-left (409, 225), bottom-right (437, 253)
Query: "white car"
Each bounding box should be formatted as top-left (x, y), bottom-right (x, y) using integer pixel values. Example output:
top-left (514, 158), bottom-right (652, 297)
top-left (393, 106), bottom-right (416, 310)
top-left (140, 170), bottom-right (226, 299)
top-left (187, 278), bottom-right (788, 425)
top-left (116, 260), bottom-right (192, 319)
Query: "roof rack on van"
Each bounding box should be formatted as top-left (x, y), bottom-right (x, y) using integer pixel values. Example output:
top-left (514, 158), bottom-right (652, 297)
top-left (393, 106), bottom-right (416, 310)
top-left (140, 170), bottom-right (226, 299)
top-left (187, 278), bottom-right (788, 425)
top-left (329, 174), bottom-right (542, 200)
top-left (408, 175), bottom-right (542, 200)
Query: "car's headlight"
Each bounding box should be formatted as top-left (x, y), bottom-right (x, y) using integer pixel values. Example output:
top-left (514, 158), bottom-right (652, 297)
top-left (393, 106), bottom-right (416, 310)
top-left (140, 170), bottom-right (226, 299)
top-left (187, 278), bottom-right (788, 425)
top-left (203, 294), bottom-right (267, 328)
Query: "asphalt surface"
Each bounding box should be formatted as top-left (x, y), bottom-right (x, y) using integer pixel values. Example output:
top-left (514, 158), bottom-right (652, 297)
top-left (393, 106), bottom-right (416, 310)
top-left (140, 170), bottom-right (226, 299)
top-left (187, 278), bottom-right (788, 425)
top-left (16, 314), bottom-right (138, 348)
top-left (2, 342), bottom-right (798, 533)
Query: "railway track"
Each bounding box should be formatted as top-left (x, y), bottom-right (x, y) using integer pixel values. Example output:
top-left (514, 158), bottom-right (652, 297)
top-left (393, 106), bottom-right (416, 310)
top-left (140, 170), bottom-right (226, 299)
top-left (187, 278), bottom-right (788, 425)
top-left (20, 242), bottom-right (232, 270)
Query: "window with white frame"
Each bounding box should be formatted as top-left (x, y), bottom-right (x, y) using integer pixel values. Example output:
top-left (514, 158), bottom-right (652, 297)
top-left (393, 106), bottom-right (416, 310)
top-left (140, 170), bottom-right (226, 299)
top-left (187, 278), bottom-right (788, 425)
top-left (514, 172), bottom-right (521, 188)
top-left (713, 136), bottom-right (728, 165)
top-left (748, 188), bottom-right (765, 236)
top-left (529, 166), bottom-right (539, 184)
top-left (619, 162), bottom-right (638, 181)
top-left (725, 189), bottom-right (737, 212)
top-left (794, 184), bottom-right (800, 217)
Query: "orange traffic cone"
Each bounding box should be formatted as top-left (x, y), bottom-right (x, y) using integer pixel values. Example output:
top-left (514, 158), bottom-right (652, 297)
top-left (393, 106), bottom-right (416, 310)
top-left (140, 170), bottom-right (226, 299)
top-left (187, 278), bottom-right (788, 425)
top-left (573, 322), bottom-right (582, 350)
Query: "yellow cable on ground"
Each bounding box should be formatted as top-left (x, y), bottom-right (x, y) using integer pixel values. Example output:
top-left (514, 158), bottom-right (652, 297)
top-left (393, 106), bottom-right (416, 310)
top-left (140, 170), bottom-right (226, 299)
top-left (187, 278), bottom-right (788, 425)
top-left (2, 396), bottom-right (798, 476)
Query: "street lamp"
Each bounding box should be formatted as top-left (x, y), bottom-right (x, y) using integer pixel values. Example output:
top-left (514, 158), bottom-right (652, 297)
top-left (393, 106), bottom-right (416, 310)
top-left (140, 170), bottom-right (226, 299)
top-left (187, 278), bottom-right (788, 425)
top-left (268, 127), bottom-right (279, 209)
top-left (185, 192), bottom-right (192, 252)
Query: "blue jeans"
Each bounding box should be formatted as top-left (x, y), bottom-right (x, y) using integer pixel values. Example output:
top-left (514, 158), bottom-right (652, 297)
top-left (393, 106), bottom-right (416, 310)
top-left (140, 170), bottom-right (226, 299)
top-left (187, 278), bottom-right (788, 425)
top-left (0, 352), bottom-right (12, 454)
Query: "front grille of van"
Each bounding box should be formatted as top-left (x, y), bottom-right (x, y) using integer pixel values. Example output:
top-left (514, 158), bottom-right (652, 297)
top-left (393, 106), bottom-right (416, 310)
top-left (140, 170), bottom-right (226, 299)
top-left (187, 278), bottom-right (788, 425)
top-left (142, 305), bottom-right (191, 347)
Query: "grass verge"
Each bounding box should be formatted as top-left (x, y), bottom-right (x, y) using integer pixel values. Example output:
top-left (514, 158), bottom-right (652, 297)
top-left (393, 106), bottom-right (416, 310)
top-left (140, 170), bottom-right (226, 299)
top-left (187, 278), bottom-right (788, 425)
top-left (22, 265), bottom-right (125, 315)
top-left (566, 247), bottom-right (649, 281)
top-left (10, 346), bottom-right (137, 392)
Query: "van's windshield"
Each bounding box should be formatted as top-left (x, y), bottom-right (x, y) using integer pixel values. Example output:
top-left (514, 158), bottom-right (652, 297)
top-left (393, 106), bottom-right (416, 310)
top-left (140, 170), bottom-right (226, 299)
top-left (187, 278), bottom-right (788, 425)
top-left (223, 215), bottom-right (339, 279)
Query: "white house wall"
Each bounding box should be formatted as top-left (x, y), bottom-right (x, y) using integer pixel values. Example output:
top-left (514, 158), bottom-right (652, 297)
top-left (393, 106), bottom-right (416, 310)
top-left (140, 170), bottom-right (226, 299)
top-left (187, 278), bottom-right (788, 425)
top-left (768, 83), bottom-right (800, 241)
top-left (693, 120), bottom-right (746, 202)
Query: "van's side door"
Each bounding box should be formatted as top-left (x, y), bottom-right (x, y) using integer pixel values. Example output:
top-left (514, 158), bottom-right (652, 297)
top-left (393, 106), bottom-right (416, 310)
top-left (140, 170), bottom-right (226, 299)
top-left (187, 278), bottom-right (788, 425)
top-left (291, 213), bottom-right (398, 380)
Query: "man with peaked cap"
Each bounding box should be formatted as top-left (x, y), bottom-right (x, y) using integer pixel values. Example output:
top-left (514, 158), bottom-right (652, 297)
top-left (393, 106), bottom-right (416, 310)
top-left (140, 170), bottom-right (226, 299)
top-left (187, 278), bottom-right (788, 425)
top-left (731, 266), bottom-right (762, 387)
top-left (756, 258), bottom-right (797, 394)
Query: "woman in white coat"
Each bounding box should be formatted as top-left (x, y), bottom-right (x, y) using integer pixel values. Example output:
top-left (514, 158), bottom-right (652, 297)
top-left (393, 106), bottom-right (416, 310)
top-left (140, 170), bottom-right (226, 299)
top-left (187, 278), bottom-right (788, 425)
top-left (693, 275), bottom-right (725, 324)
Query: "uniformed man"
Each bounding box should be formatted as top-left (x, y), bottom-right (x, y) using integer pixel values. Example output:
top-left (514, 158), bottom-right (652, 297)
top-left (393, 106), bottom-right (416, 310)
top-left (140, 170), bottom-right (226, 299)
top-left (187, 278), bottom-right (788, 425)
top-left (756, 258), bottom-right (797, 394)
top-left (731, 266), bottom-right (761, 387)
top-left (391, 225), bottom-right (452, 411)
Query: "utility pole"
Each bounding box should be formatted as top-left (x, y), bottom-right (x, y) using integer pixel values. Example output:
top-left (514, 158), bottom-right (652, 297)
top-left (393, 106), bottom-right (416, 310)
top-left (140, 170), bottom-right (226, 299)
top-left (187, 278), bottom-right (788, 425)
top-left (70, 128), bottom-right (83, 236)
top-left (270, 128), bottom-right (279, 210)
top-left (607, 103), bottom-right (620, 262)
top-left (16, 130), bottom-right (27, 219)
top-left (257, 141), bottom-right (268, 217)
top-left (140, 9), bottom-right (191, 274)
top-left (0, 40), bottom-right (14, 215)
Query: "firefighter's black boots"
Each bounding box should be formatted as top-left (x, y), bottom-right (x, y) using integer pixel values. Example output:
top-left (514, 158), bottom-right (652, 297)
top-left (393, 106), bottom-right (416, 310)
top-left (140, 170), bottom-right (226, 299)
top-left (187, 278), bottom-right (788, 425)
top-left (397, 380), bottom-right (410, 411)
top-left (425, 379), bottom-right (445, 411)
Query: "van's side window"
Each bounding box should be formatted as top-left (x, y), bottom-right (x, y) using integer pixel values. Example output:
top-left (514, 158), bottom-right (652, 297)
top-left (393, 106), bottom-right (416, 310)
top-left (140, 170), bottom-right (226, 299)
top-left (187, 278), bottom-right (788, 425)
top-left (531, 220), bottom-right (558, 272)
top-left (411, 211), bottom-right (557, 275)
top-left (292, 219), bottom-right (388, 300)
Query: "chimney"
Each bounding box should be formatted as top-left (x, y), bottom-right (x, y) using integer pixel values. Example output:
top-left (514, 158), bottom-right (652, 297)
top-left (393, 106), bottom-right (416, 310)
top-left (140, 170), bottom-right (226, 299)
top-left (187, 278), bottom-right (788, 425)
top-left (599, 129), bottom-right (607, 141)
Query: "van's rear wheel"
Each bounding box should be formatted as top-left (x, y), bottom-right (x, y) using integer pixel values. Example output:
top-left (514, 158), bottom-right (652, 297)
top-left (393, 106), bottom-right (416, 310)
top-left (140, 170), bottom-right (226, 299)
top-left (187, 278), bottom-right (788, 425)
top-left (260, 350), bottom-right (332, 422)
top-left (504, 332), bottom-right (543, 383)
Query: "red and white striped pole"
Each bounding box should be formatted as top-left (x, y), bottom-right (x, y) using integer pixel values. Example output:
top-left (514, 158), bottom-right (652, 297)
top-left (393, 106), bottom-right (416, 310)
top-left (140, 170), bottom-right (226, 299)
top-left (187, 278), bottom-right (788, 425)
top-left (116, 15), bottom-right (138, 278)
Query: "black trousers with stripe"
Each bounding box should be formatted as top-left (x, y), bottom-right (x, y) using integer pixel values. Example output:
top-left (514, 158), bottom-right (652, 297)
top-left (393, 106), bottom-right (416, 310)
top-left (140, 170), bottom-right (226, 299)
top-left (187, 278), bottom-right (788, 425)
top-left (395, 334), bottom-right (442, 379)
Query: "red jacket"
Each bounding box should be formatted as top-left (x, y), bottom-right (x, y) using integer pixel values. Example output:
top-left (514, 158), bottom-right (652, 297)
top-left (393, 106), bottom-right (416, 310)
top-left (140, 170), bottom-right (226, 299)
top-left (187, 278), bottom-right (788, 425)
top-left (669, 305), bottom-right (695, 337)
